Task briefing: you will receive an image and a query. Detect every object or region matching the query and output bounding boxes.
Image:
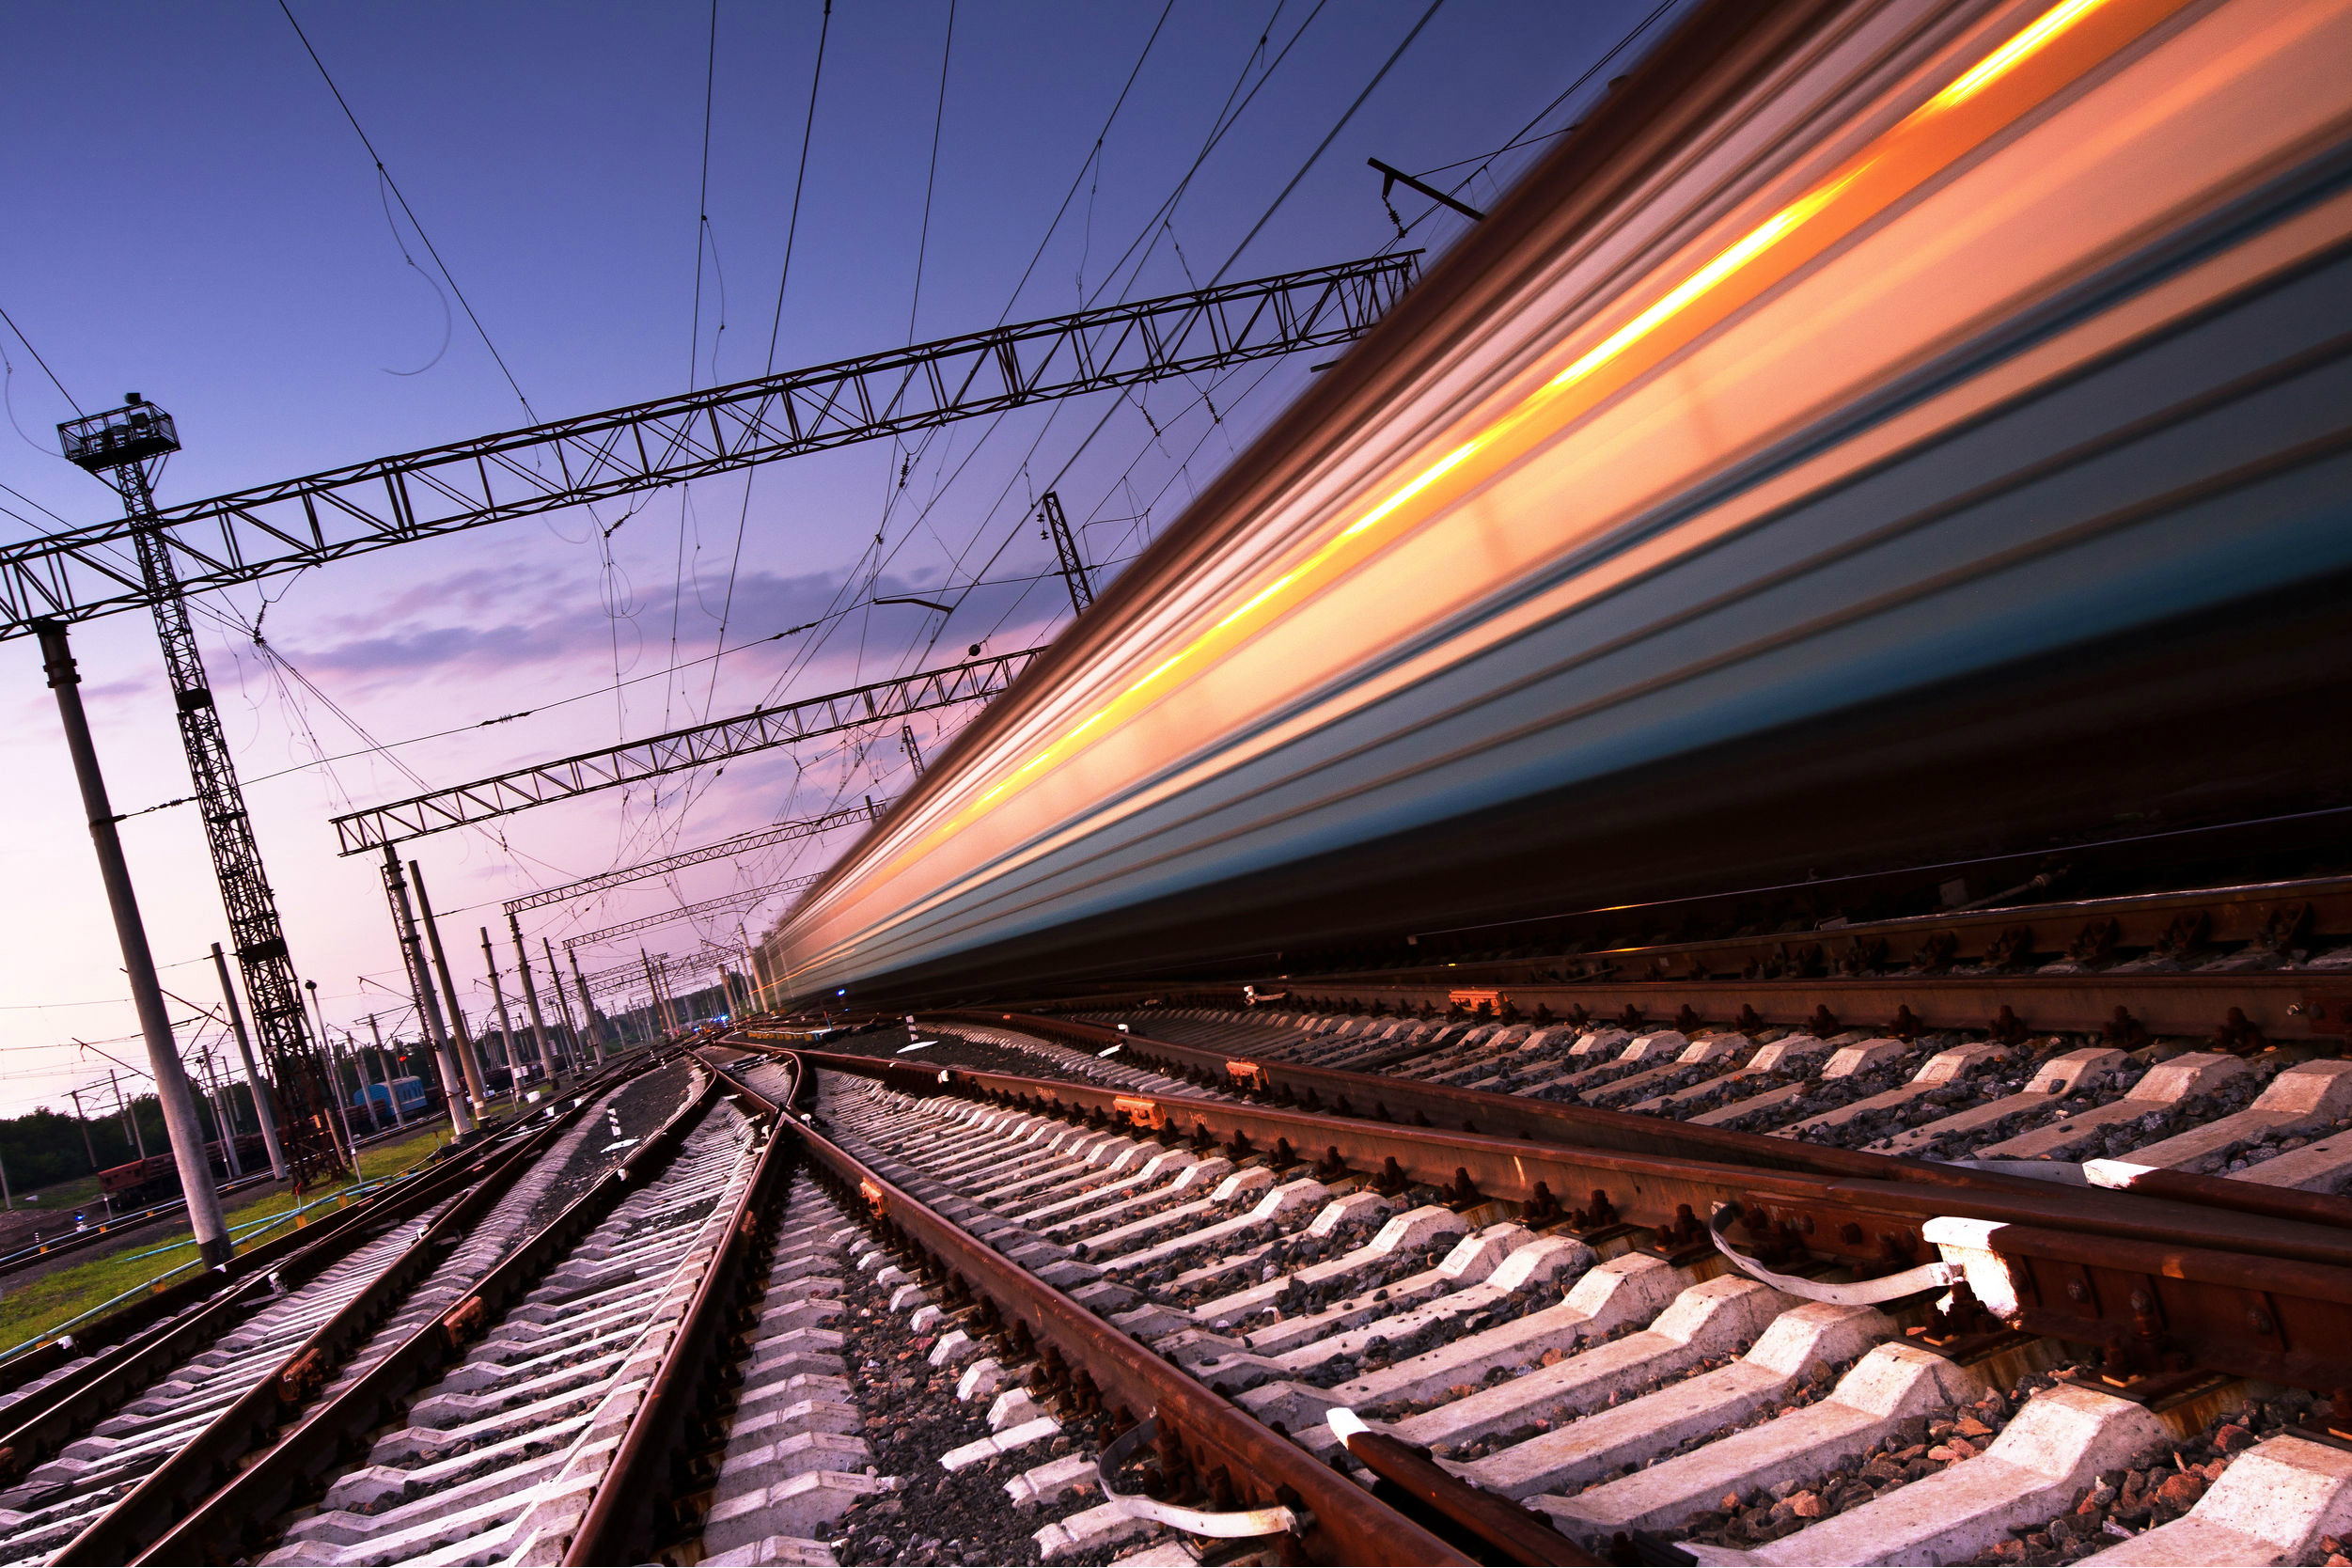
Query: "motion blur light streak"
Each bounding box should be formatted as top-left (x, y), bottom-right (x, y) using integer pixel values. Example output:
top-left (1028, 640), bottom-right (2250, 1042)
top-left (898, 0), bottom-right (2193, 870)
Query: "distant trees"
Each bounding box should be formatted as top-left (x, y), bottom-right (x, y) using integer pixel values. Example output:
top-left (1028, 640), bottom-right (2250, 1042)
top-left (0, 1084), bottom-right (266, 1196)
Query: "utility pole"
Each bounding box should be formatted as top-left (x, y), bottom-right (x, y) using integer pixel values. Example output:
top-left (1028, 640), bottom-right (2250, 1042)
top-left (1036, 491), bottom-right (1097, 615)
top-left (198, 1043), bottom-right (243, 1178)
top-left (508, 913), bottom-right (559, 1085)
top-left (366, 1014), bottom-right (407, 1126)
top-left (35, 618), bottom-right (226, 1260)
top-left (409, 862), bottom-right (489, 1113)
top-left (55, 398), bottom-right (342, 1187)
top-left (321, 1032), bottom-right (361, 1163)
top-left (378, 848), bottom-right (475, 1138)
top-left (64, 1088), bottom-right (98, 1173)
top-left (900, 722), bottom-right (926, 778)
top-left (737, 922), bottom-right (760, 1022)
top-left (566, 946), bottom-right (606, 1058)
top-left (212, 942), bottom-right (287, 1179)
top-left (542, 935), bottom-right (588, 1069)
top-left (305, 980), bottom-right (361, 1166)
top-left (109, 1069), bottom-right (146, 1161)
top-left (344, 1034), bottom-right (382, 1133)
top-left (480, 930), bottom-right (523, 1088)
top-left (640, 950), bottom-right (668, 1039)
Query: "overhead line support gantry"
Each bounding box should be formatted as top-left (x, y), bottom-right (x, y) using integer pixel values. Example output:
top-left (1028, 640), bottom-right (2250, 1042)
top-left (500, 798), bottom-right (885, 917)
top-left (332, 646), bottom-right (1038, 852)
top-left (0, 255), bottom-right (1417, 637)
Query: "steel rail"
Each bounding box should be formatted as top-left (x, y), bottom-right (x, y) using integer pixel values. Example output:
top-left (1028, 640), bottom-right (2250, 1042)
top-left (1265, 972), bottom-right (2348, 1050)
top-left (796, 1047), bottom-right (2352, 1269)
top-left (1321, 873), bottom-right (2352, 993)
top-left (0, 1044), bottom-right (659, 1413)
top-left (1329, 1415), bottom-right (1596, 1566)
top-left (136, 1054), bottom-right (721, 1564)
top-left (961, 1010), bottom-right (2352, 1235)
top-left (52, 1103), bottom-right (592, 1564)
top-left (778, 1047), bottom-right (2352, 1398)
top-left (781, 1059), bottom-right (1474, 1567)
top-left (0, 1126), bottom-right (517, 1485)
top-left (0, 257), bottom-right (1417, 638)
top-left (560, 1049), bottom-right (799, 1564)
top-left (0, 1168), bottom-right (280, 1282)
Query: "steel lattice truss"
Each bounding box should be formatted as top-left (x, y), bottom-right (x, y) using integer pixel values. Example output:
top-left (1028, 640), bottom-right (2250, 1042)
top-left (333, 646), bottom-right (1038, 853)
top-left (501, 799), bottom-right (886, 916)
top-left (576, 944), bottom-right (732, 992)
top-left (0, 255), bottom-right (1417, 637)
top-left (560, 873), bottom-right (822, 952)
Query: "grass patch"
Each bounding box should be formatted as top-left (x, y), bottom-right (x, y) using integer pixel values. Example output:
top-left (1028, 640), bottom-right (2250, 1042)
top-left (0, 1123), bottom-right (460, 1356)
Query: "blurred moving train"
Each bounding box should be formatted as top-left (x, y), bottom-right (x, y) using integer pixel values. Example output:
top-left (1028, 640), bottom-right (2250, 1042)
top-left (764, 0), bottom-right (2352, 1003)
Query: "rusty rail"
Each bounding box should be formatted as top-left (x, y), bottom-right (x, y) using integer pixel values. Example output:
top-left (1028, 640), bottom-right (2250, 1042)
top-left (1260, 873), bottom-right (2352, 1035)
top-left (560, 1051), bottom-right (798, 1564)
top-left (53, 1105), bottom-right (592, 1564)
top-left (944, 1011), bottom-right (2352, 1237)
top-left (1328, 1413), bottom-right (1596, 1565)
top-left (0, 1105), bottom-right (541, 1491)
top-left (137, 1054), bottom-right (718, 1565)
top-left (1298, 973), bottom-right (2344, 1050)
top-left (783, 1056), bottom-right (1473, 1566)
top-left (786, 1047), bottom-right (2352, 1401)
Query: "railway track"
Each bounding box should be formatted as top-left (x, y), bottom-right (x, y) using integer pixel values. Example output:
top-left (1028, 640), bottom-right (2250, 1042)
top-left (1073, 991), bottom-right (2352, 1197)
top-left (757, 1017), bottom-right (2352, 1567)
top-left (0, 1050), bottom-right (680, 1564)
top-left (0, 1010), bottom-right (2335, 1565)
top-left (1136, 873), bottom-right (2352, 1059)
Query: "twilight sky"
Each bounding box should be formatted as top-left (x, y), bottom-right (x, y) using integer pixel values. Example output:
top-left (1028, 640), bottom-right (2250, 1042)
top-left (0, 0), bottom-right (1670, 1120)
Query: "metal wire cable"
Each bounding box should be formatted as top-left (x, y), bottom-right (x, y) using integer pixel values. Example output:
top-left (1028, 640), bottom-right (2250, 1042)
top-left (275, 0), bottom-right (538, 421)
top-left (1210, 0), bottom-right (1449, 286)
top-left (0, 302), bottom-right (82, 415)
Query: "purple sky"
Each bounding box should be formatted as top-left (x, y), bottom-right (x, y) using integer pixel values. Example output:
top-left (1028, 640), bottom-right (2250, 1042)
top-left (0, 0), bottom-right (1668, 1121)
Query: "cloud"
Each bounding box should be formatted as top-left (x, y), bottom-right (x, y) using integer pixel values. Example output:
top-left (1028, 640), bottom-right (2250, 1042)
top-left (274, 557), bottom-right (1066, 693)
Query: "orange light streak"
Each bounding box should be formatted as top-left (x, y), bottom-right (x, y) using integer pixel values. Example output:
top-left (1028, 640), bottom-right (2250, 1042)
top-left (862, 0), bottom-right (2194, 893)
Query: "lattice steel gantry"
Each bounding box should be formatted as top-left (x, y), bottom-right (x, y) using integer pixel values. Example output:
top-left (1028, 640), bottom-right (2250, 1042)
top-left (58, 397), bottom-right (349, 1184)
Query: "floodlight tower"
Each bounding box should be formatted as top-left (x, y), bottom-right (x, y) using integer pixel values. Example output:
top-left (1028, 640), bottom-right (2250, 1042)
top-left (58, 396), bottom-right (349, 1184)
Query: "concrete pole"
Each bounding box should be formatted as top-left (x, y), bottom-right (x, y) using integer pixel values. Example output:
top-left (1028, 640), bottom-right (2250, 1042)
top-left (567, 946), bottom-right (606, 1057)
top-left (199, 1044), bottom-right (243, 1178)
top-left (737, 922), bottom-right (759, 1022)
top-left (348, 1033), bottom-right (384, 1133)
top-left (211, 942), bottom-right (287, 1179)
top-left (640, 950), bottom-right (667, 1039)
top-left (479, 930), bottom-right (523, 1088)
top-left (37, 620), bottom-right (229, 1264)
top-left (408, 862), bottom-right (488, 1115)
top-left (544, 936), bottom-right (590, 1069)
top-left (306, 981), bottom-right (361, 1166)
top-left (508, 913), bottom-right (559, 1085)
top-left (366, 1014), bottom-right (407, 1126)
top-left (112, 1069), bottom-right (145, 1160)
top-left (381, 847), bottom-right (474, 1138)
top-left (65, 1088), bottom-right (98, 1173)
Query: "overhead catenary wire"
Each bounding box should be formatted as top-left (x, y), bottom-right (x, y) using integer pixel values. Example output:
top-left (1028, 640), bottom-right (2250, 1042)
top-left (0, 301), bottom-right (83, 415)
top-left (1209, 0), bottom-right (1450, 286)
top-left (274, 0), bottom-right (537, 421)
top-left (685, 0), bottom-right (837, 822)
top-left (754, 1), bottom-right (1315, 734)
